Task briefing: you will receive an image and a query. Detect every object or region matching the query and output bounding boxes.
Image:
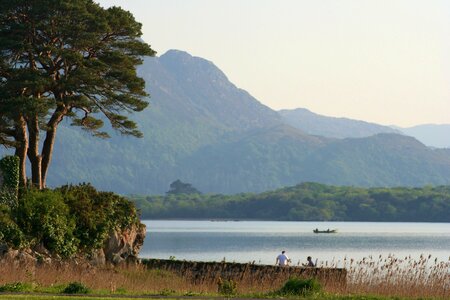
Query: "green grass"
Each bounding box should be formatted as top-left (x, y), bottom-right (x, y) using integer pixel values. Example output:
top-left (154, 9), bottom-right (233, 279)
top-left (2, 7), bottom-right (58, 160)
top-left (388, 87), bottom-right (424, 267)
top-left (0, 296), bottom-right (144, 300)
top-left (0, 294), bottom-right (443, 300)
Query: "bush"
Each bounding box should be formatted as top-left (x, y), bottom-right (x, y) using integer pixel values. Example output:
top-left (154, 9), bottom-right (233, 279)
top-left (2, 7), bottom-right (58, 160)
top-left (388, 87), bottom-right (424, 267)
top-left (0, 282), bottom-right (33, 292)
top-left (0, 183), bottom-right (141, 258)
top-left (63, 282), bottom-right (90, 294)
top-left (57, 184), bottom-right (140, 252)
top-left (0, 156), bottom-right (19, 208)
top-left (277, 277), bottom-right (321, 296)
top-left (0, 205), bottom-right (27, 248)
top-left (217, 277), bottom-right (237, 295)
top-left (16, 189), bottom-right (78, 257)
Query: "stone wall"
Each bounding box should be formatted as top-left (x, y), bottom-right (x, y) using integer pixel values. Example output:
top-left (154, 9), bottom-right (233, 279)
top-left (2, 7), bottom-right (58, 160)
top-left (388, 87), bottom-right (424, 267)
top-left (142, 259), bottom-right (346, 288)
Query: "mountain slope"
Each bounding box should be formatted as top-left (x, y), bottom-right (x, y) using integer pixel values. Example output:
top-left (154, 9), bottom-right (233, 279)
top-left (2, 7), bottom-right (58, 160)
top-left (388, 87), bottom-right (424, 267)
top-left (302, 134), bottom-right (450, 186)
top-left (279, 108), bottom-right (400, 138)
top-left (38, 50), bottom-right (297, 194)
top-left (2, 50), bottom-right (450, 194)
top-left (395, 124), bottom-right (450, 148)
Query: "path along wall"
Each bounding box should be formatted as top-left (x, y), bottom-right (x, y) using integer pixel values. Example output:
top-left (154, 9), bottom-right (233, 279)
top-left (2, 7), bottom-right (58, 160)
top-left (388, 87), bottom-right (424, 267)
top-left (143, 259), bottom-right (347, 289)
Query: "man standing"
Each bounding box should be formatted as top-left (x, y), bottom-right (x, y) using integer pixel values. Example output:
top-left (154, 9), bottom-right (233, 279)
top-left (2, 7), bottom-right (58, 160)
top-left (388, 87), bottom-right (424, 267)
top-left (276, 250), bottom-right (290, 266)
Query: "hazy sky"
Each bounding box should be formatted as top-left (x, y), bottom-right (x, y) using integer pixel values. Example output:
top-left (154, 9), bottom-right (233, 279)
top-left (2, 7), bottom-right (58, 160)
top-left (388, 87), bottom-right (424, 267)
top-left (97, 0), bottom-right (450, 127)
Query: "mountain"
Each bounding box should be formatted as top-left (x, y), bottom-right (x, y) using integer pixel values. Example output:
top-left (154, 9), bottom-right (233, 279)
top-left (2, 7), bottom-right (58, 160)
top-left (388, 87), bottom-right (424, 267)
top-left (46, 50), bottom-right (286, 194)
top-left (394, 124), bottom-right (450, 149)
top-left (279, 108), bottom-right (450, 149)
top-left (279, 108), bottom-right (400, 138)
top-left (2, 50), bottom-right (450, 194)
top-left (302, 134), bottom-right (450, 186)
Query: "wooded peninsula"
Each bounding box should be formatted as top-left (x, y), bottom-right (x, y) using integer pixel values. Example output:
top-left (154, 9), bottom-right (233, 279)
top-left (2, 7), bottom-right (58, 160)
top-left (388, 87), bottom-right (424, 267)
top-left (131, 182), bottom-right (450, 222)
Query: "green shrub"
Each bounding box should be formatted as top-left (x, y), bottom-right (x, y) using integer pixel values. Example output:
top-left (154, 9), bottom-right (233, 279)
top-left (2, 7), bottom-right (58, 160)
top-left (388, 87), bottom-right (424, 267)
top-left (16, 189), bottom-right (78, 257)
top-left (217, 277), bottom-right (237, 295)
top-left (277, 277), bottom-right (321, 296)
top-left (0, 182), bottom-right (140, 258)
top-left (0, 156), bottom-right (19, 208)
top-left (159, 288), bottom-right (175, 296)
top-left (57, 184), bottom-right (140, 252)
top-left (0, 282), bottom-right (33, 292)
top-left (62, 282), bottom-right (90, 294)
top-left (0, 205), bottom-right (27, 248)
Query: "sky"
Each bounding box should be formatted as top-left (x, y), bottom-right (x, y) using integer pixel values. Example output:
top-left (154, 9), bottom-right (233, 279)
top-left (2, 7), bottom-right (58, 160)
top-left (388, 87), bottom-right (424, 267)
top-left (97, 0), bottom-right (450, 127)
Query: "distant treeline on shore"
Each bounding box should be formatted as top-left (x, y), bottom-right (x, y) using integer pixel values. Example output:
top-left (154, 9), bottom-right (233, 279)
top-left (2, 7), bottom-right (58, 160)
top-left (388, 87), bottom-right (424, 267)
top-left (129, 182), bottom-right (450, 222)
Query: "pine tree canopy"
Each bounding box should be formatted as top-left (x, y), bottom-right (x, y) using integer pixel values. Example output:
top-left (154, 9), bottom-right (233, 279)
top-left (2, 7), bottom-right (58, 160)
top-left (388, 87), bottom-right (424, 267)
top-left (0, 0), bottom-right (156, 188)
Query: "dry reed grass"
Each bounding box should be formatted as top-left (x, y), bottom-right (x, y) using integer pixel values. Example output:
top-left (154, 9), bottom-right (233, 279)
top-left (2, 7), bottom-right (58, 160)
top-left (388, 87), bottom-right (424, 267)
top-left (319, 254), bottom-right (449, 299)
top-left (0, 259), bottom-right (202, 295)
top-left (0, 254), bottom-right (448, 298)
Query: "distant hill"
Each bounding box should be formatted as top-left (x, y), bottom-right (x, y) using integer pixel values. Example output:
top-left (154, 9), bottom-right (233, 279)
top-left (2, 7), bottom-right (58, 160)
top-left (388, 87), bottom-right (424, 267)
top-left (279, 108), bottom-right (450, 149)
top-left (179, 132), bottom-right (450, 192)
top-left (2, 50), bottom-right (450, 194)
top-left (279, 108), bottom-right (400, 138)
top-left (394, 124), bottom-right (450, 149)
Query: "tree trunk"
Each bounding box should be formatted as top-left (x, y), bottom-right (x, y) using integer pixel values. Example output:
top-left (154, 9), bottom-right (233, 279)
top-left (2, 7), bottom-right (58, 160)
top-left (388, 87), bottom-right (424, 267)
top-left (14, 115), bottom-right (28, 188)
top-left (41, 106), bottom-right (67, 188)
top-left (27, 115), bottom-right (42, 189)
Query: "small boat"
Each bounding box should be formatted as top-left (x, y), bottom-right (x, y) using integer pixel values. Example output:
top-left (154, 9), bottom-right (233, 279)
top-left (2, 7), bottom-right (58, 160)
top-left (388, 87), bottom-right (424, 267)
top-left (313, 228), bottom-right (337, 234)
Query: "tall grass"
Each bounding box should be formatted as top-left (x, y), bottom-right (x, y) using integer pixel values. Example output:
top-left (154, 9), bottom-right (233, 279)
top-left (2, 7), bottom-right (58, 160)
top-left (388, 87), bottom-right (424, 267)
top-left (0, 254), bottom-right (448, 298)
top-left (320, 254), bottom-right (449, 298)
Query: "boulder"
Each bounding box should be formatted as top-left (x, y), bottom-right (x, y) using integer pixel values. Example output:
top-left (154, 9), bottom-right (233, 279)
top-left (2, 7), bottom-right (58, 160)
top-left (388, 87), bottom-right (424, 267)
top-left (103, 223), bottom-right (146, 265)
top-left (89, 248), bottom-right (106, 266)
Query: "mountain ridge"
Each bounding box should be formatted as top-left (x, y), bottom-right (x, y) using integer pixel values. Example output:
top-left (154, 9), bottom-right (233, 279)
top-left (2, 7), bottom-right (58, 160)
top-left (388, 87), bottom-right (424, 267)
top-left (280, 107), bottom-right (450, 148)
top-left (279, 107), bottom-right (400, 139)
top-left (1, 49), bottom-right (450, 194)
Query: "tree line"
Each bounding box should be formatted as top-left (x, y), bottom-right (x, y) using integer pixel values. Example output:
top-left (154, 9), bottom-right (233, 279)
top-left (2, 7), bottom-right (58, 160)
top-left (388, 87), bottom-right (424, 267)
top-left (131, 182), bottom-right (450, 222)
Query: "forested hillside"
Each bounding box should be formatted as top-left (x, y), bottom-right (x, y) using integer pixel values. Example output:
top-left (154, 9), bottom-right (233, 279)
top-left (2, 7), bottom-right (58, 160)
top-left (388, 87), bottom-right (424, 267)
top-left (2, 50), bottom-right (450, 194)
top-left (131, 182), bottom-right (450, 222)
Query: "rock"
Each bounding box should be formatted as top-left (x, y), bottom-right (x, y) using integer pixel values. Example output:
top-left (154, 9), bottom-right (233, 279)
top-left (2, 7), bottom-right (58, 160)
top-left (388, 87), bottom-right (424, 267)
top-left (18, 251), bottom-right (36, 265)
top-left (4, 249), bottom-right (19, 261)
top-left (0, 243), bottom-right (8, 255)
top-left (89, 249), bottom-right (106, 266)
top-left (103, 223), bottom-right (146, 265)
top-left (0, 221), bottom-right (147, 267)
top-left (33, 243), bottom-right (50, 256)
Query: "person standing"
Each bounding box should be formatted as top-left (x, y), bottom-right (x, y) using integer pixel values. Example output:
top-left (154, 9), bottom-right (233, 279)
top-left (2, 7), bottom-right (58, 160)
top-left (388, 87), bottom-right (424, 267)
top-left (276, 250), bottom-right (290, 266)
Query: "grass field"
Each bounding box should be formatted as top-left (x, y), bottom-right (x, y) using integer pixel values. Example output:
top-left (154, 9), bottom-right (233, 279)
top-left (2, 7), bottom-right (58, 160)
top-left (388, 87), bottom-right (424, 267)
top-left (0, 293), bottom-right (444, 300)
top-left (0, 254), bottom-right (448, 300)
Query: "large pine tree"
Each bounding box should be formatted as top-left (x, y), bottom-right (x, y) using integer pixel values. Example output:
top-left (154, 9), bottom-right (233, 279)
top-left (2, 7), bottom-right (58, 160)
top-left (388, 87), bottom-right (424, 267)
top-left (0, 0), bottom-right (155, 188)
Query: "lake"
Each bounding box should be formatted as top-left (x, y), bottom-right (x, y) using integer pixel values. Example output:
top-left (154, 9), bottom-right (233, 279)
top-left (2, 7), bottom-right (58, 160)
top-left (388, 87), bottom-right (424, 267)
top-left (140, 220), bottom-right (450, 266)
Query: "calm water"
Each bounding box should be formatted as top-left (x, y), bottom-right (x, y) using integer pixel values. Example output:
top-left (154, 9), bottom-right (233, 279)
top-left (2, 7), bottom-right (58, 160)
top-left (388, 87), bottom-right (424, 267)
top-left (140, 220), bottom-right (450, 266)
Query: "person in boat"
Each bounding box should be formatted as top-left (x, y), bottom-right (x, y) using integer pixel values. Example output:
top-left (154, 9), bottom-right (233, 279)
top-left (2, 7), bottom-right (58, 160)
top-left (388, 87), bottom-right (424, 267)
top-left (276, 250), bottom-right (290, 267)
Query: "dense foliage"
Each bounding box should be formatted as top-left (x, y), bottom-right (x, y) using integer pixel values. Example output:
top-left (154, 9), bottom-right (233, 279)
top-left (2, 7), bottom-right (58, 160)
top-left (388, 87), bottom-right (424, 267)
top-left (0, 155), bottom-right (19, 207)
top-left (0, 0), bottom-right (155, 188)
top-left (58, 184), bottom-right (141, 251)
top-left (276, 277), bottom-right (322, 296)
top-left (167, 180), bottom-right (201, 195)
top-left (63, 282), bottom-right (90, 294)
top-left (0, 204), bottom-right (27, 248)
top-left (0, 184), bottom-right (140, 257)
top-left (131, 182), bottom-right (450, 222)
